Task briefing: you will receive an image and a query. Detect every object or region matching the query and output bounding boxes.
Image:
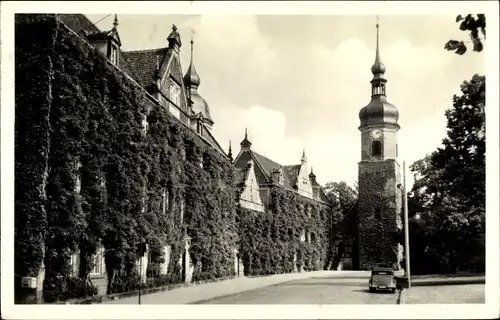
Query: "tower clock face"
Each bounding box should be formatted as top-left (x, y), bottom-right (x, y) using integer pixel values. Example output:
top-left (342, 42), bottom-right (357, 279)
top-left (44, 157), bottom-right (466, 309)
top-left (371, 129), bottom-right (382, 139)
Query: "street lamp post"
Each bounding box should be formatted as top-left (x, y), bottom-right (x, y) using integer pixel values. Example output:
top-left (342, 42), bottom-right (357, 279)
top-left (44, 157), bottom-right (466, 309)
top-left (402, 160), bottom-right (411, 288)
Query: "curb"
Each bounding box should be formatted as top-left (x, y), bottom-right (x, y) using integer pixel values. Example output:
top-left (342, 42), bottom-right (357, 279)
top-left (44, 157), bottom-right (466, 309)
top-left (63, 275), bottom-right (238, 305)
top-left (411, 277), bottom-right (485, 287)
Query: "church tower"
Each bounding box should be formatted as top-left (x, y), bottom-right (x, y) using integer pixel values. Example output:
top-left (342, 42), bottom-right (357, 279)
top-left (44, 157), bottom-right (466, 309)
top-left (356, 18), bottom-right (403, 270)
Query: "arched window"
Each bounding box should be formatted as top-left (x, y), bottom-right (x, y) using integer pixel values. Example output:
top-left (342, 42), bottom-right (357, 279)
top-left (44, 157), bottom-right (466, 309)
top-left (381, 83), bottom-right (386, 95)
top-left (372, 141), bottom-right (382, 156)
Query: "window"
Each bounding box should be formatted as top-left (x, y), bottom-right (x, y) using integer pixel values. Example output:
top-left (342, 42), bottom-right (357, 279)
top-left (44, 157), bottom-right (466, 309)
top-left (110, 45), bottom-right (118, 65)
top-left (180, 198), bottom-right (185, 223)
top-left (169, 80), bottom-right (181, 106)
top-left (90, 247), bottom-right (105, 276)
top-left (162, 188), bottom-right (169, 215)
top-left (141, 115), bottom-right (149, 135)
top-left (374, 208), bottom-right (382, 219)
top-left (372, 141), bottom-right (382, 157)
top-left (70, 252), bottom-right (80, 276)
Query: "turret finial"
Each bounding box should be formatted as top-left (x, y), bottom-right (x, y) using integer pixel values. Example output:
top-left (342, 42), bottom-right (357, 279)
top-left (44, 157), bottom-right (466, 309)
top-left (113, 14), bottom-right (119, 29)
top-left (240, 127), bottom-right (252, 149)
top-left (190, 29), bottom-right (195, 60)
top-left (228, 140), bottom-right (233, 161)
top-left (371, 15), bottom-right (386, 75)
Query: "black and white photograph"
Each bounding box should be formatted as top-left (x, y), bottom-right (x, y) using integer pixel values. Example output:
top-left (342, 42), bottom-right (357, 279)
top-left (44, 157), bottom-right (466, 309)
top-left (1, 1), bottom-right (499, 319)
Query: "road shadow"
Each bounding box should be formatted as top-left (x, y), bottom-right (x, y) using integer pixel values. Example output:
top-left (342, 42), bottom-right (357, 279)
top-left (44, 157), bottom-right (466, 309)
top-left (352, 288), bottom-right (396, 294)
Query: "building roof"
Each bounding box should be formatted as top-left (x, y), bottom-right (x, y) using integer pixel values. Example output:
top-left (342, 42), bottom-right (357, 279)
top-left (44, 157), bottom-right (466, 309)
top-left (56, 14), bottom-right (135, 79)
top-left (121, 48), bottom-right (171, 91)
top-left (55, 14), bottom-right (226, 157)
top-left (234, 149), bottom-right (318, 194)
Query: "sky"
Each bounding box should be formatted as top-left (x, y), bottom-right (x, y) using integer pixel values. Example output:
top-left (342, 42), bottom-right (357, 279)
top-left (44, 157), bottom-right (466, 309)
top-left (86, 14), bottom-right (485, 190)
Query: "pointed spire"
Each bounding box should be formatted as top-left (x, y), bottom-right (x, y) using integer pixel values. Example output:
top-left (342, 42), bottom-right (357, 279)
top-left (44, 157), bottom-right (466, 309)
top-left (183, 29), bottom-right (200, 90)
top-left (301, 148), bottom-right (307, 163)
top-left (371, 16), bottom-right (386, 75)
top-left (240, 127), bottom-right (252, 150)
top-left (309, 166), bottom-right (316, 178)
top-left (190, 32), bottom-right (194, 62)
top-left (113, 14), bottom-right (119, 30)
top-left (228, 140), bottom-right (233, 161)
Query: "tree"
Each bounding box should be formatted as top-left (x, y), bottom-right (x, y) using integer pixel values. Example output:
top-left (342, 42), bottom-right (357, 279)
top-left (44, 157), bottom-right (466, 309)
top-left (408, 74), bottom-right (485, 274)
top-left (445, 14), bottom-right (485, 55)
top-left (324, 181), bottom-right (358, 218)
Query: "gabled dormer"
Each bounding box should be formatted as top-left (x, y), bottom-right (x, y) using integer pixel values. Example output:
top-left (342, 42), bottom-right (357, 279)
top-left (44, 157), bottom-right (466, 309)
top-left (272, 166), bottom-right (284, 185)
top-left (85, 14), bottom-right (122, 66)
top-left (238, 159), bottom-right (265, 212)
top-left (296, 149), bottom-right (313, 198)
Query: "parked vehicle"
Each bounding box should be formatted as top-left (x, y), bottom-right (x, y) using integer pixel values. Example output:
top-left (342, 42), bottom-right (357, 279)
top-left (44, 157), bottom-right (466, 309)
top-left (369, 267), bottom-right (396, 293)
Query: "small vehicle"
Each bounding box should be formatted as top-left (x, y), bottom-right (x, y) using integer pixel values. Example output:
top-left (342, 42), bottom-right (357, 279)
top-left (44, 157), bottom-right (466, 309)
top-left (369, 267), bottom-right (396, 293)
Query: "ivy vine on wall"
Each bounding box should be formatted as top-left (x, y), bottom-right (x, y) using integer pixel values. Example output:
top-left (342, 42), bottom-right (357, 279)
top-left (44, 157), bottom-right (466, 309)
top-left (14, 14), bottom-right (238, 303)
top-left (239, 186), bottom-right (333, 276)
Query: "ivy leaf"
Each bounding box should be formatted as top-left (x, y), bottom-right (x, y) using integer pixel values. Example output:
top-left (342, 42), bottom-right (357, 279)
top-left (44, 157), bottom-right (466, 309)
top-left (472, 39), bottom-right (484, 52)
top-left (444, 40), bottom-right (461, 51)
top-left (455, 42), bottom-right (467, 55)
top-left (459, 14), bottom-right (473, 31)
top-left (456, 15), bottom-right (463, 22)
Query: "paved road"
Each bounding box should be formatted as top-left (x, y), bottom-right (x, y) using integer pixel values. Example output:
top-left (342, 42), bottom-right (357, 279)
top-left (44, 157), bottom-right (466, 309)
top-left (197, 277), bottom-right (399, 304)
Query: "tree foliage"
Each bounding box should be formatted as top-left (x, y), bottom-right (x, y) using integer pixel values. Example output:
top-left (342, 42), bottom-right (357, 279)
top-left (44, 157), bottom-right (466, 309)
top-left (324, 181), bottom-right (358, 222)
top-left (445, 14), bottom-right (485, 55)
top-left (408, 74), bottom-right (485, 274)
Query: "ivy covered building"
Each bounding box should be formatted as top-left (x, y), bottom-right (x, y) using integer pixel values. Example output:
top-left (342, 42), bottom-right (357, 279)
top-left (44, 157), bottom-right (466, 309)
top-left (14, 13), bottom-right (339, 303)
top-left (15, 13), bottom-right (237, 303)
top-left (232, 131), bottom-right (335, 275)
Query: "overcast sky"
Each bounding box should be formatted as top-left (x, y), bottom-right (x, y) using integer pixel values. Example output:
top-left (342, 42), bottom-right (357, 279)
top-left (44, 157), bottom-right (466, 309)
top-left (86, 14), bottom-right (484, 189)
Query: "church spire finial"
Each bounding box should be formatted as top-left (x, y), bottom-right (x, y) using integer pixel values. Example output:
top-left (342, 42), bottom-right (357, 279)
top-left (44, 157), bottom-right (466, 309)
top-left (371, 16), bottom-right (386, 75)
top-left (301, 148), bottom-right (307, 163)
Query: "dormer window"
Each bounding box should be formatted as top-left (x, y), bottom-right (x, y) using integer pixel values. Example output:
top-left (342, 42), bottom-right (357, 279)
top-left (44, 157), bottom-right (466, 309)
top-left (169, 80), bottom-right (181, 106)
top-left (110, 45), bottom-right (119, 65)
